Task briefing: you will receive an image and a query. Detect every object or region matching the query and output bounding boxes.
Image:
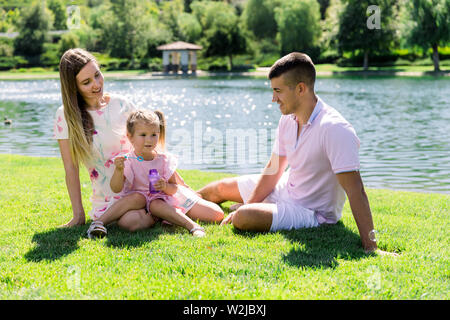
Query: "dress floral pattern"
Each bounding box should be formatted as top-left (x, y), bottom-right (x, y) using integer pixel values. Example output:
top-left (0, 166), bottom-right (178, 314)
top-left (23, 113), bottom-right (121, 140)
top-left (53, 94), bottom-right (136, 219)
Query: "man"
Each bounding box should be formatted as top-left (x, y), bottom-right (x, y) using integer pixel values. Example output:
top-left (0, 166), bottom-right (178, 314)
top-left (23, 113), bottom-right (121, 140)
top-left (199, 52), bottom-right (396, 255)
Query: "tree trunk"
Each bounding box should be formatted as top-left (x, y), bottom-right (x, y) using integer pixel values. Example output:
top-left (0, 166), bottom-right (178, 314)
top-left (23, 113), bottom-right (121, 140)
top-left (363, 51), bottom-right (369, 71)
top-left (229, 54), bottom-right (233, 71)
top-left (432, 44), bottom-right (440, 72)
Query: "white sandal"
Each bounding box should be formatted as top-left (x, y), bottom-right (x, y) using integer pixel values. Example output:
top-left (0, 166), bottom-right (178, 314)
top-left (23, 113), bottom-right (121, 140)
top-left (87, 220), bottom-right (107, 239)
top-left (189, 226), bottom-right (206, 237)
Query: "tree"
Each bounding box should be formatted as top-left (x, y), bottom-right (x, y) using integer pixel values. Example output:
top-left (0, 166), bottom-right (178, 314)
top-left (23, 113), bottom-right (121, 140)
top-left (177, 12), bottom-right (202, 43)
top-left (336, 0), bottom-right (397, 70)
top-left (408, 0), bottom-right (450, 71)
top-left (191, 1), bottom-right (247, 70)
top-left (48, 0), bottom-right (67, 30)
top-left (14, 2), bottom-right (53, 60)
top-left (274, 0), bottom-right (322, 56)
top-left (160, 0), bottom-right (184, 40)
top-left (242, 0), bottom-right (280, 40)
top-left (98, 0), bottom-right (151, 63)
top-left (0, 8), bottom-right (21, 33)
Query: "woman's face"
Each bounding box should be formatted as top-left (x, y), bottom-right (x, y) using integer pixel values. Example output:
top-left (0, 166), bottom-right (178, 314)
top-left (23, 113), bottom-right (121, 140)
top-left (76, 61), bottom-right (104, 104)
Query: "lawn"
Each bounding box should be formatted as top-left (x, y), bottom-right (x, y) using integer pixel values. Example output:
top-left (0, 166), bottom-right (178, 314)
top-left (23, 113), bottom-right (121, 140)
top-left (0, 154), bottom-right (448, 299)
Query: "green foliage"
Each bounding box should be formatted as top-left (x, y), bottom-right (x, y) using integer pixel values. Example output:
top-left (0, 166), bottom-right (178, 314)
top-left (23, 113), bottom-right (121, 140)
top-left (13, 2), bottom-right (53, 59)
top-left (159, 0), bottom-right (184, 40)
top-left (0, 55), bottom-right (28, 70)
top-left (176, 12), bottom-right (202, 43)
top-left (192, 1), bottom-right (247, 70)
top-left (98, 0), bottom-right (151, 63)
top-left (0, 8), bottom-right (21, 32)
top-left (242, 0), bottom-right (279, 40)
top-left (408, 0), bottom-right (450, 49)
top-left (58, 32), bottom-right (80, 57)
top-left (40, 42), bottom-right (60, 68)
top-left (48, 0), bottom-right (67, 30)
top-left (336, 0), bottom-right (398, 68)
top-left (0, 0), bottom-right (448, 71)
top-left (274, 0), bottom-right (322, 57)
top-left (407, 0), bottom-right (450, 70)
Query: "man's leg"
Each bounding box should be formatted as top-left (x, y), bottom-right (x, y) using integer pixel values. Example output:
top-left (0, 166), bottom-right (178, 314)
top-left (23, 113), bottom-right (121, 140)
top-left (197, 177), bottom-right (244, 204)
top-left (231, 203), bottom-right (276, 232)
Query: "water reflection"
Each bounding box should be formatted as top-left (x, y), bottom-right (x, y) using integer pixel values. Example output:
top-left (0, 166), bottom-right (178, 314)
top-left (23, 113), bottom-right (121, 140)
top-left (0, 77), bottom-right (449, 194)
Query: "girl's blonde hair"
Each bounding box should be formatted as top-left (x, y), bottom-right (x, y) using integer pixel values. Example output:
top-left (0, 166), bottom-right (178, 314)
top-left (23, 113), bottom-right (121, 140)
top-left (126, 109), bottom-right (166, 151)
top-left (59, 48), bottom-right (98, 166)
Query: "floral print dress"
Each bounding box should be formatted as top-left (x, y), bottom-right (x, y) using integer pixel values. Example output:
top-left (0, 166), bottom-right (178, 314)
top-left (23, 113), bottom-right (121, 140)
top-left (53, 94), bottom-right (136, 219)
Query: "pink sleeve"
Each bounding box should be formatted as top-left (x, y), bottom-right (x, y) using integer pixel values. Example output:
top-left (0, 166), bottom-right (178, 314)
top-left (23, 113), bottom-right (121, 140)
top-left (272, 116), bottom-right (287, 156)
top-left (161, 153), bottom-right (178, 181)
top-left (53, 106), bottom-right (69, 140)
top-left (323, 123), bottom-right (360, 174)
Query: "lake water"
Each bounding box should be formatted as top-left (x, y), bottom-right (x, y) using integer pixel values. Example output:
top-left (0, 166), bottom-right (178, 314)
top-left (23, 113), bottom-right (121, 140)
top-left (0, 76), bottom-right (449, 194)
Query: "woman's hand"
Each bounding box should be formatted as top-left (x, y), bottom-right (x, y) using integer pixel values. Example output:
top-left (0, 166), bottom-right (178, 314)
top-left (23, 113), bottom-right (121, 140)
top-left (60, 214), bottom-right (86, 227)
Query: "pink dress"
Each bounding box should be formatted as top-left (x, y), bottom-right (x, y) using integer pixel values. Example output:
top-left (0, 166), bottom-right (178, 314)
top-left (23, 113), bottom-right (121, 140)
top-left (53, 94), bottom-right (135, 219)
top-left (121, 151), bottom-right (200, 216)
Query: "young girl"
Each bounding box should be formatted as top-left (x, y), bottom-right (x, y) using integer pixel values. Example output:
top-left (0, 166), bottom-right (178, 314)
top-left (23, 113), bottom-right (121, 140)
top-left (86, 109), bottom-right (224, 238)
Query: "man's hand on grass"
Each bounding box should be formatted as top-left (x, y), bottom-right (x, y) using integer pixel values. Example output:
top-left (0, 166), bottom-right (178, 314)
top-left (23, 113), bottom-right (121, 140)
top-left (220, 203), bottom-right (244, 226)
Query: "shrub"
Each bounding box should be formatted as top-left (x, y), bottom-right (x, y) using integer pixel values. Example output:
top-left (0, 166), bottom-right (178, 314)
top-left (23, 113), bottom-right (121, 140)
top-left (0, 56), bottom-right (28, 70)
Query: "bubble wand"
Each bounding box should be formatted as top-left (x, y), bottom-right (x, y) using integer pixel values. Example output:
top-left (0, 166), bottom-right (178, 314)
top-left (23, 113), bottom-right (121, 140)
top-left (124, 155), bottom-right (144, 162)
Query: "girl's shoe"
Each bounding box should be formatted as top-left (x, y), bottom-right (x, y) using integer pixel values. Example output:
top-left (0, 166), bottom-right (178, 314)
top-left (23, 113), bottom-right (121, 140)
top-left (87, 220), bottom-right (107, 239)
top-left (189, 226), bottom-right (206, 237)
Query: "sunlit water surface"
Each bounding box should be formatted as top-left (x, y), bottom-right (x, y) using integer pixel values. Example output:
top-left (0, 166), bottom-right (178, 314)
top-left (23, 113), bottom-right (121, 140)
top-left (0, 76), bottom-right (449, 194)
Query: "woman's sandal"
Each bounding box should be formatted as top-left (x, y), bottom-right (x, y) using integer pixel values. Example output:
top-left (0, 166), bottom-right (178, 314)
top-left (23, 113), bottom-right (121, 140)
top-left (87, 220), bottom-right (107, 239)
top-left (189, 226), bottom-right (206, 238)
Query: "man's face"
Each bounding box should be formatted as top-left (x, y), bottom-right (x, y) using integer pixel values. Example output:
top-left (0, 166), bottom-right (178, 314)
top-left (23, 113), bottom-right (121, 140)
top-left (270, 74), bottom-right (300, 115)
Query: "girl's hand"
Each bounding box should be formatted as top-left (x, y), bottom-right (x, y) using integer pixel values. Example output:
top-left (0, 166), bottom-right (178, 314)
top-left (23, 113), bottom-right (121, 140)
top-left (154, 178), bottom-right (167, 192)
top-left (114, 156), bottom-right (126, 171)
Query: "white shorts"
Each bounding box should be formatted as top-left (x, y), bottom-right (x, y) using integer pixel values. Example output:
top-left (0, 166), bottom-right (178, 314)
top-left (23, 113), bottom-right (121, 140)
top-left (236, 173), bottom-right (319, 232)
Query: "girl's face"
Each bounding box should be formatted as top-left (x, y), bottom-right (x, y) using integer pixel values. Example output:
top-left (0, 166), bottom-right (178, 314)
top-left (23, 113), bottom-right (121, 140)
top-left (76, 61), bottom-right (104, 106)
top-left (127, 121), bottom-right (160, 156)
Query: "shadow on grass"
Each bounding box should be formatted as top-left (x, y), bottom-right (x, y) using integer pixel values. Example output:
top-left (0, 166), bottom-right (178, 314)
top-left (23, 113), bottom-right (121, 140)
top-left (233, 221), bottom-right (366, 269)
top-left (280, 222), bottom-right (366, 269)
top-left (24, 223), bottom-right (167, 262)
top-left (24, 225), bottom-right (87, 262)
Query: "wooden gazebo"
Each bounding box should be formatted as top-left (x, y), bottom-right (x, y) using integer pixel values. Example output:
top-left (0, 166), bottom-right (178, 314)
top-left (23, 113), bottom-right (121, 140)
top-left (157, 41), bottom-right (202, 74)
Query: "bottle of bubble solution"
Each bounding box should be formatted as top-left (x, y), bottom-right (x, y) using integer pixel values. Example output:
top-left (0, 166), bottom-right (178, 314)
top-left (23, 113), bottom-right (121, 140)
top-left (149, 169), bottom-right (160, 194)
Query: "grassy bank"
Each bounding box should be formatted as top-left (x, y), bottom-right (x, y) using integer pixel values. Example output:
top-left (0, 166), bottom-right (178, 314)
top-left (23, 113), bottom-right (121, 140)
top-left (0, 63), bottom-right (449, 80)
top-left (0, 154), bottom-right (448, 299)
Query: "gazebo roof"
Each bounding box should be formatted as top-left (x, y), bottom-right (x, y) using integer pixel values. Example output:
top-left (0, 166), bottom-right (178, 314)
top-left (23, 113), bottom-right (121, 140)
top-left (157, 41), bottom-right (202, 51)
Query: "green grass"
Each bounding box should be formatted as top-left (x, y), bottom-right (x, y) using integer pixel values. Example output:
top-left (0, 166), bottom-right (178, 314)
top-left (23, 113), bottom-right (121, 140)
top-left (0, 154), bottom-right (449, 299)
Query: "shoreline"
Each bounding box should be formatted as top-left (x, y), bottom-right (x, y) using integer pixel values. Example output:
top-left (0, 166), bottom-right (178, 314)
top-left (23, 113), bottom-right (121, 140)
top-left (1, 67), bottom-right (449, 80)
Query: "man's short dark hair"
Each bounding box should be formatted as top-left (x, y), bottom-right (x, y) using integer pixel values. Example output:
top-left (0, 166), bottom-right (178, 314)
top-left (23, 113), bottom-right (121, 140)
top-left (268, 52), bottom-right (316, 90)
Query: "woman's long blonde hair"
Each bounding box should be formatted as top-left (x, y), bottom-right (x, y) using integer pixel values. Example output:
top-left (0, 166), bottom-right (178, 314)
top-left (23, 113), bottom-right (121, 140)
top-left (126, 109), bottom-right (167, 151)
top-left (59, 48), bottom-right (97, 166)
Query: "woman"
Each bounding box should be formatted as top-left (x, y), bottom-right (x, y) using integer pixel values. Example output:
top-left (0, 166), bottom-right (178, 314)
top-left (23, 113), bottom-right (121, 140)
top-left (54, 48), bottom-right (223, 230)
